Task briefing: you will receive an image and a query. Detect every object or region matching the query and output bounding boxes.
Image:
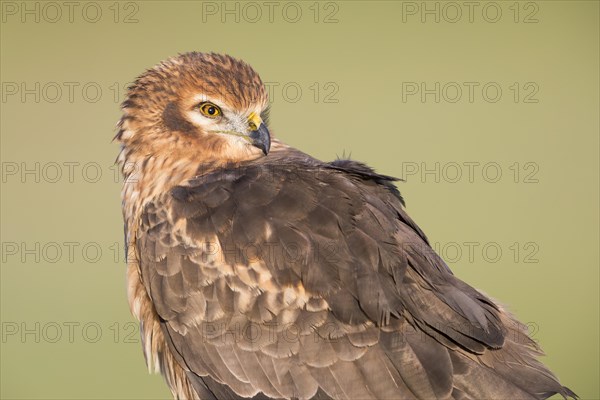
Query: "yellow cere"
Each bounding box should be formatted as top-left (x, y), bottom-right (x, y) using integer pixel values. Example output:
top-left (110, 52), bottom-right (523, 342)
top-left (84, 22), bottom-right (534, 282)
top-left (247, 112), bottom-right (262, 131)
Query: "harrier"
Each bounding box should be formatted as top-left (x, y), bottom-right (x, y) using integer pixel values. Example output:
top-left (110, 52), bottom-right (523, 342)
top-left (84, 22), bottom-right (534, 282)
top-left (116, 52), bottom-right (575, 399)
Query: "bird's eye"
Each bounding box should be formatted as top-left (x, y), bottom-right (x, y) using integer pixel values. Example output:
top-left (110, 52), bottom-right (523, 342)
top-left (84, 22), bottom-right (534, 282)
top-left (198, 102), bottom-right (221, 118)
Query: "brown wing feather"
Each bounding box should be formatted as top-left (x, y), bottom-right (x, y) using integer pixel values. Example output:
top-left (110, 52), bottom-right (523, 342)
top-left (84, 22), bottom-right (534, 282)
top-left (135, 148), bottom-right (575, 399)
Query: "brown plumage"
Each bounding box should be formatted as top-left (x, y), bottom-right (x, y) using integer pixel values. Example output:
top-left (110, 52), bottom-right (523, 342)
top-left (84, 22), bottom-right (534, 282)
top-left (116, 52), bottom-right (576, 400)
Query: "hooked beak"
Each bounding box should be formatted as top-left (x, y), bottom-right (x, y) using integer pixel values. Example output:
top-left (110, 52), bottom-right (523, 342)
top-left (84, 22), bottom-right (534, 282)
top-left (247, 113), bottom-right (271, 155)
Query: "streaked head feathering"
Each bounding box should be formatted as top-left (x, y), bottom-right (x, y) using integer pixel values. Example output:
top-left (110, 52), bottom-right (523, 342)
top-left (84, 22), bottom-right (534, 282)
top-left (117, 52), bottom-right (270, 161)
top-left (115, 52), bottom-right (271, 221)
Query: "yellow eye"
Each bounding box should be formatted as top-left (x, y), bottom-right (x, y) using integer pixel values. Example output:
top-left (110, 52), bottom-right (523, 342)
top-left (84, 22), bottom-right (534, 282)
top-left (198, 102), bottom-right (221, 118)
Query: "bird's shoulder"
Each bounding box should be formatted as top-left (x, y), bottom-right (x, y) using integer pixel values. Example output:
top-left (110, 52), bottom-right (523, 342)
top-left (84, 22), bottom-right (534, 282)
top-left (166, 146), bottom-right (427, 244)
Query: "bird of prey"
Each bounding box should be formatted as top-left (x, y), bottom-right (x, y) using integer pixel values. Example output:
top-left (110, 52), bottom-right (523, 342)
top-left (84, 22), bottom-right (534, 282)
top-left (115, 52), bottom-right (575, 400)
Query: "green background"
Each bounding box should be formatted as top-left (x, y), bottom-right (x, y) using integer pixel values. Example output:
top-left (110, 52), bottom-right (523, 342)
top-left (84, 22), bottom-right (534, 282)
top-left (1, 1), bottom-right (598, 399)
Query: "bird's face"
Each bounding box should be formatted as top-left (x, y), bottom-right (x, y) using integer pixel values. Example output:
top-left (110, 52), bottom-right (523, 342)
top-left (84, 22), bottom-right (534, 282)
top-left (183, 94), bottom-right (271, 156)
top-left (116, 52), bottom-right (271, 166)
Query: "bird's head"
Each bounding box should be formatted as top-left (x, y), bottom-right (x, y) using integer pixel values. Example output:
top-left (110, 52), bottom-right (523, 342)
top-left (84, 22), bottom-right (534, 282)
top-left (115, 52), bottom-right (271, 167)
